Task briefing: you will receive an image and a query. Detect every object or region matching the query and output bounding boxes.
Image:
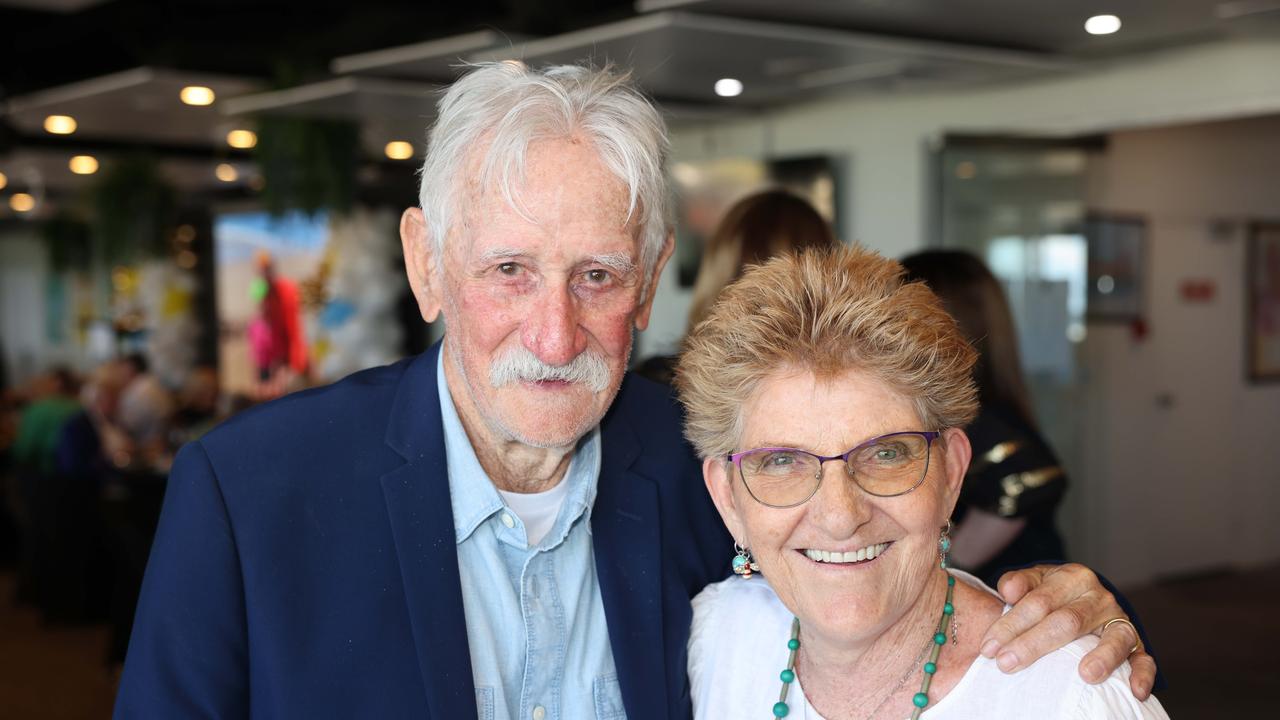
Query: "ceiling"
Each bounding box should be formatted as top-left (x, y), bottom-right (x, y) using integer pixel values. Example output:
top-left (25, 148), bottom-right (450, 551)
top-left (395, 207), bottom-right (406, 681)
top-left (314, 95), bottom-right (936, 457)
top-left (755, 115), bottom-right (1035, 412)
top-left (639, 0), bottom-right (1280, 55)
top-left (2, 0), bottom-right (1278, 215)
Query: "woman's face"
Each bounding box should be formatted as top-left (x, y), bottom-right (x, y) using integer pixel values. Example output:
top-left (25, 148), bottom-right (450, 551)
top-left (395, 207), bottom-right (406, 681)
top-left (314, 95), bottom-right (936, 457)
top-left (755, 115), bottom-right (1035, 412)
top-left (704, 368), bottom-right (970, 646)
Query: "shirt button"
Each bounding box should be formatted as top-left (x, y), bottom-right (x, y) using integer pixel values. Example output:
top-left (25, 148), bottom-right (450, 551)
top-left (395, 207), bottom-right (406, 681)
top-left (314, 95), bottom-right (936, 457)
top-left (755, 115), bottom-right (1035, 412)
top-left (532, 706), bottom-right (546, 720)
top-left (501, 512), bottom-right (515, 528)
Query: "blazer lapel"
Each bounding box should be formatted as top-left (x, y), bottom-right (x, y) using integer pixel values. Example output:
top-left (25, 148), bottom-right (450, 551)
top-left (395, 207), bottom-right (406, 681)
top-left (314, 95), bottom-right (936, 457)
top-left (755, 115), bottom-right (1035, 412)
top-left (593, 406), bottom-right (668, 719)
top-left (380, 344), bottom-right (478, 719)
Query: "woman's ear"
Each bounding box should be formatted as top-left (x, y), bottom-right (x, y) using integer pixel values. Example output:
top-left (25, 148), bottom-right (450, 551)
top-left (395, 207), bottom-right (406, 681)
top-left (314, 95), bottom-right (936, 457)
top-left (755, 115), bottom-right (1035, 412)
top-left (704, 456), bottom-right (746, 544)
top-left (938, 427), bottom-right (972, 514)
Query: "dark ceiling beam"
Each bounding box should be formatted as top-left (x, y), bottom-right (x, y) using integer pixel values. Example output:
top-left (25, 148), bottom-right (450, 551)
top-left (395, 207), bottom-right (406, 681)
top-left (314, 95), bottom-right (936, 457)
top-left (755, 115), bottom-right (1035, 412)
top-left (4, 129), bottom-right (257, 160)
top-left (1, 128), bottom-right (427, 170)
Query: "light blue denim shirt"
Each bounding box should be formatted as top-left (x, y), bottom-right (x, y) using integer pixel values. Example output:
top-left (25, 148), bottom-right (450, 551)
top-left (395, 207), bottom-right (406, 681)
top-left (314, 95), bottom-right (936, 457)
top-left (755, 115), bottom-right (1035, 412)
top-left (437, 354), bottom-right (625, 720)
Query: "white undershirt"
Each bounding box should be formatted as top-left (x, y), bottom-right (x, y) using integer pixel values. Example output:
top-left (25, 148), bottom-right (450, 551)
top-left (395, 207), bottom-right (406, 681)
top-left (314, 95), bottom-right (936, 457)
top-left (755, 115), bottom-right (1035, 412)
top-left (498, 480), bottom-right (572, 547)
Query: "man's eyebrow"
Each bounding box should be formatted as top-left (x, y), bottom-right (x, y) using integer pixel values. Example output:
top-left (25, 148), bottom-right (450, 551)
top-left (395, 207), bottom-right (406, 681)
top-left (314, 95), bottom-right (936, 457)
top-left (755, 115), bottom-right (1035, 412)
top-left (476, 247), bottom-right (527, 263)
top-left (586, 252), bottom-right (637, 275)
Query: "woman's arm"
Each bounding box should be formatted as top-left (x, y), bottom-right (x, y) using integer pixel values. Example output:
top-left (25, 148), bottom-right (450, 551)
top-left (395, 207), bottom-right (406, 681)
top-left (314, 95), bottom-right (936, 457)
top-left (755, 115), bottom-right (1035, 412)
top-left (950, 508), bottom-right (1028, 569)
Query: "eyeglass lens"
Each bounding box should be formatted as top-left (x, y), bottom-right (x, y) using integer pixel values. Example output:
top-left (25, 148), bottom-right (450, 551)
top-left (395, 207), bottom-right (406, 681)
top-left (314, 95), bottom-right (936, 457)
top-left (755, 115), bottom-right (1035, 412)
top-left (737, 433), bottom-right (932, 507)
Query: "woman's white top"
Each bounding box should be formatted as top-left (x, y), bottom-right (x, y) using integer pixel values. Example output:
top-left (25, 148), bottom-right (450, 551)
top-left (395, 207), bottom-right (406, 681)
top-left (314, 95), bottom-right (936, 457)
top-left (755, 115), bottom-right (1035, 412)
top-left (689, 573), bottom-right (1168, 720)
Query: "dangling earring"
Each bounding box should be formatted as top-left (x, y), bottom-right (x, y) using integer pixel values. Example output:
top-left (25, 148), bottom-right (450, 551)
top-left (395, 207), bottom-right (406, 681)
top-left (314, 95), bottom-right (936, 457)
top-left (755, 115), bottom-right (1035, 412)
top-left (938, 519), bottom-right (954, 569)
top-left (732, 542), bottom-right (760, 578)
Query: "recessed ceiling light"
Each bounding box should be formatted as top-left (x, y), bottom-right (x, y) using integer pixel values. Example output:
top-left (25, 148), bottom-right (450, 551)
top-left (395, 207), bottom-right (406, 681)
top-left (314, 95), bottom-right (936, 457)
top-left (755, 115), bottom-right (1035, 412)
top-left (0, 172), bottom-right (7, 190)
top-left (1085, 14), bottom-right (1122, 35)
top-left (227, 129), bottom-right (257, 149)
top-left (69, 155), bottom-right (99, 175)
top-left (215, 163), bottom-right (238, 182)
top-left (10, 193), bottom-right (35, 213)
top-left (44, 115), bottom-right (77, 134)
top-left (714, 78), bottom-right (744, 97)
top-left (180, 86), bottom-right (216, 106)
top-left (384, 141), bottom-right (414, 160)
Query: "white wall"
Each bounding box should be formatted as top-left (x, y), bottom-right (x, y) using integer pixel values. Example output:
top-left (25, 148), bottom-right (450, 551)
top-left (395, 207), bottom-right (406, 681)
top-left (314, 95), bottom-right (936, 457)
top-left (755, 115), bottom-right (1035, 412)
top-left (654, 37), bottom-right (1280, 585)
top-left (1084, 116), bottom-right (1280, 584)
top-left (0, 230), bottom-right (51, 386)
top-left (667, 38), bottom-right (1280, 258)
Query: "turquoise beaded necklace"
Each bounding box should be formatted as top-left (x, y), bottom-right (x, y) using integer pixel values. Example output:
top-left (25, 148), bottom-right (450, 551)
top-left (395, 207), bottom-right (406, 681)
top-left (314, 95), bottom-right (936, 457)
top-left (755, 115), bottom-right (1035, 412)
top-left (772, 574), bottom-right (957, 719)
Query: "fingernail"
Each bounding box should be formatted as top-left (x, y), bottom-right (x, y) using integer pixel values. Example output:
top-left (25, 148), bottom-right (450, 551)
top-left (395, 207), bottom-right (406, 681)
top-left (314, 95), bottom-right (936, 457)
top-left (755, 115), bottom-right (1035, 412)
top-left (997, 651), bottom-right (1019, 672)
top-left (1082, 660), bottom-right (1104, 683)
top-left (981, 639), bottom-right (1000, 658)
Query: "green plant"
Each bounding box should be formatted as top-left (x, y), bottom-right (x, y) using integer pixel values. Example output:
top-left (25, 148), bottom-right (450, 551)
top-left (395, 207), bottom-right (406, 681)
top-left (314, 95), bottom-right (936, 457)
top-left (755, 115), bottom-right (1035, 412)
top-left (40, 211), bottom-right (92, 272)
top-left (89, 154), bottom-right (176, 263)
top-left (253, 114), bottom-right (359, 216)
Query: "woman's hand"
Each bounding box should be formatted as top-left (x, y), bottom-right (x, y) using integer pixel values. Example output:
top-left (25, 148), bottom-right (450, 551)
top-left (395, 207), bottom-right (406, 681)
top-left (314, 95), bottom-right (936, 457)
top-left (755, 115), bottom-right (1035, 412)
top-left (980, 563), bottom-right (1157, 700)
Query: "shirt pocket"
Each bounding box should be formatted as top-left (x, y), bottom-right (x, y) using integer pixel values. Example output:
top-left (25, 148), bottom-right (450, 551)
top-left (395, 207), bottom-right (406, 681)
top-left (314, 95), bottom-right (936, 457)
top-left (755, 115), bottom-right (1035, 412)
top-left (475, 686), bottom-right (495, 720)
top-left (593, 673), bottom-right (627, 719)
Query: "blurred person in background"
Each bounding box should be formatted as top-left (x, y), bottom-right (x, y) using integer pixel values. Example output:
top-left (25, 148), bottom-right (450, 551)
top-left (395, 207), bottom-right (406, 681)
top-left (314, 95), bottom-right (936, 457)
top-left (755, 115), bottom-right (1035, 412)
top-left (901, 250), bottom-right (1067, 586)
top-left (11, 367), bottom-right (81, 478)
top-left (57, 359), bottom-right (133, 494)
top-left (251, 250), bottom-right (308, 399)
top-left (116, 354), bottom-right (176, 474)
top-left (38, 361), bottom-right (133, 623)
top-left (11, 367), bottom-right (82, 605)
top-left (171, 365), bottom-right (222, 444)
top-left (635, 189), bottom-right (838, 385)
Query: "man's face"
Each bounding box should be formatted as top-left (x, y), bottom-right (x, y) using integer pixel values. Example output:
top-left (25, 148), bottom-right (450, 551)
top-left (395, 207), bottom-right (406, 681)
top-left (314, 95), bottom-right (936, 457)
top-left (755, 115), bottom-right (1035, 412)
top-left (408, 138), bottom-right (670, 449)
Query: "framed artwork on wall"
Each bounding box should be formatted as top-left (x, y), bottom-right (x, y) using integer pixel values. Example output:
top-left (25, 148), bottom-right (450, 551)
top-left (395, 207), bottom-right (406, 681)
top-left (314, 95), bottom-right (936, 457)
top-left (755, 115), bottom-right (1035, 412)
top-left (1247, 221), bottom-right (1280, 383)
top-left (1084, 213), bottom-right (1146, 322)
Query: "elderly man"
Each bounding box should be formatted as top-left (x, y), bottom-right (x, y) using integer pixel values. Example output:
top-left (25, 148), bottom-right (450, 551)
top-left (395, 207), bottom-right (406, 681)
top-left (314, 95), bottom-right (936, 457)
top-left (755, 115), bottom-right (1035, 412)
top-left (116, 63), bottom-right (1155, 719)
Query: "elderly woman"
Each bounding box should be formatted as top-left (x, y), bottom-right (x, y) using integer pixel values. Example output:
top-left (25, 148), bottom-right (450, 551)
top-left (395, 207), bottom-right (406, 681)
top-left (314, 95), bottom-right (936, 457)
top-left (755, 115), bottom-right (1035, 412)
top-left (676, 247), bottom-right (1167, 719)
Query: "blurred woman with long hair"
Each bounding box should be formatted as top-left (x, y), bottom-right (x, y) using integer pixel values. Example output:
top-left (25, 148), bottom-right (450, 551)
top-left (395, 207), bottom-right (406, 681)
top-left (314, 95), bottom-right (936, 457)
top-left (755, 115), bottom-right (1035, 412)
top-left (635, 189), bottom-right (839, 384)
top-left (900, 250), bottom-right (1067, 585)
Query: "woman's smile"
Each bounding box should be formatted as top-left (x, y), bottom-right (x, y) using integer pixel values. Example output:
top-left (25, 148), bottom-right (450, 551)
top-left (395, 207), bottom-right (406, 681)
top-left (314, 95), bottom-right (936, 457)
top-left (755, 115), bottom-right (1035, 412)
top-left (800, 541), bottom-right (892, 566)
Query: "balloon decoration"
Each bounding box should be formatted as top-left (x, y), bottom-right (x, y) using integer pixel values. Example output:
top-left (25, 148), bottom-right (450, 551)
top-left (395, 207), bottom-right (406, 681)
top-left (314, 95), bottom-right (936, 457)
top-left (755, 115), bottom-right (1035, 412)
top-left (138, 260), bottom-right (199, 388)
top-left (307, 208), bottom-right (403, 381)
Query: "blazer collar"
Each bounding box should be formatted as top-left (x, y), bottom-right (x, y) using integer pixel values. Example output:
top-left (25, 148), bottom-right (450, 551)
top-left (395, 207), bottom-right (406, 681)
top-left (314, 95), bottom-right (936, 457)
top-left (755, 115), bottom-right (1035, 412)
top-left (592, 387), bottom-right (670, 718)
top-left (380, 342), bottom-right (478, 718)
top-left (382, 350), bottom-right (669, 719)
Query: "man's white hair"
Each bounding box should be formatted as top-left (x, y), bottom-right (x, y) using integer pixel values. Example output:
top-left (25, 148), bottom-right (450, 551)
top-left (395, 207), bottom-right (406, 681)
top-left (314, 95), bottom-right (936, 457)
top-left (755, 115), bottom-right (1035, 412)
top-left (417, 61), bottom-right (672, 276)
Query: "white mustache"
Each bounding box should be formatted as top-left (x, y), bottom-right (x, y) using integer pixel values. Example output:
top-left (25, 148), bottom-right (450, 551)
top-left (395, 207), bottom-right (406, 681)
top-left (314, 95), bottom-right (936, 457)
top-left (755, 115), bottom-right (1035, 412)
top-left (489, 345), bottom-right (611, 393)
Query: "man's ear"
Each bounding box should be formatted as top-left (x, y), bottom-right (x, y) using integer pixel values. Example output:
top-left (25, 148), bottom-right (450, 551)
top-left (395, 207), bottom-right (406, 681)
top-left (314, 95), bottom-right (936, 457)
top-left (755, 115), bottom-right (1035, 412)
top-left (633, 230), bottom-right (676, 331)
top-left (400, 207), bottom-right (443, 323)
top-left (938, 427), bottom-right (972, 515)
top-left (703, 456), bottom-right (746, 545)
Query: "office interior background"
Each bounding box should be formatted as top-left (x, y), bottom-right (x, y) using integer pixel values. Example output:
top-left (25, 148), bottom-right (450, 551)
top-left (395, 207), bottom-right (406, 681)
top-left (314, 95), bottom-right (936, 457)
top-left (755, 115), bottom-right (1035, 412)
top-left (2, 1), bottom-right (1279, 717)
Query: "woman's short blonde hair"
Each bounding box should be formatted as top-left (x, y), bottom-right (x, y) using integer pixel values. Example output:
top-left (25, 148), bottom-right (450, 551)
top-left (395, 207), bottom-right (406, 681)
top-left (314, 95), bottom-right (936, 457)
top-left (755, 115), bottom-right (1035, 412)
top-left (675, 246), bottom-right (979, 459)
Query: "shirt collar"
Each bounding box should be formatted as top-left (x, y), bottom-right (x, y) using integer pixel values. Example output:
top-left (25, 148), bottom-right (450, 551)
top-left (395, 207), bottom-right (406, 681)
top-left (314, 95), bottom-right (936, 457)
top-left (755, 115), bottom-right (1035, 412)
top-left (437, 350), bottom-right (602, 545)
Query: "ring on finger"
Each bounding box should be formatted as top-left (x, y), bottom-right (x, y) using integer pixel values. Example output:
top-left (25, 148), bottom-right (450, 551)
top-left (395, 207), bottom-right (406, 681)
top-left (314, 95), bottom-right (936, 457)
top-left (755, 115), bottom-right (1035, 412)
top-left (1100, 617), bottom-right (1142, 655)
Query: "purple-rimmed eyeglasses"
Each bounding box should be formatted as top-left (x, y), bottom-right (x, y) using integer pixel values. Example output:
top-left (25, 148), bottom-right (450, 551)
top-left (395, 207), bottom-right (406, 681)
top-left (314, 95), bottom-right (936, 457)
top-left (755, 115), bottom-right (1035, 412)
top-left (726, 431), bottom-right (941, 508)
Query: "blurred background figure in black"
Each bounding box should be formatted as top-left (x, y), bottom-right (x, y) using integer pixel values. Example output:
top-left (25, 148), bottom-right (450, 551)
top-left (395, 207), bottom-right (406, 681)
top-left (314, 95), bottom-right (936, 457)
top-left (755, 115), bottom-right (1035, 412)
top-left (902, 250), bottom-right (1068, 585)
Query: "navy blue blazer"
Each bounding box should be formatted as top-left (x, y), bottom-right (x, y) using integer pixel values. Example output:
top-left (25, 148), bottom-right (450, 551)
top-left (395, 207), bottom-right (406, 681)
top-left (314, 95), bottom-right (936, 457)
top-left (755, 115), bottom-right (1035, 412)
top-left (115, 343), bottom-right (733, 719)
